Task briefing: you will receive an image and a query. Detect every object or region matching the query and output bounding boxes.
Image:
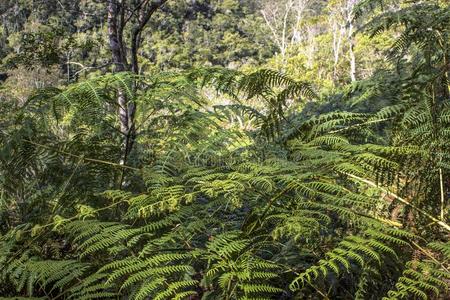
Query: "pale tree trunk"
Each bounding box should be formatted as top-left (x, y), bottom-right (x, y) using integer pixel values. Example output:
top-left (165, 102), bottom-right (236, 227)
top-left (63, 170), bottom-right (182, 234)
top-left (348, 20), bottom-right (356, 82)
top-left (261, 8), bottom-right (286, 66)
top-left (107, 0), bottom-right (127, 73)
top-left (107, 0), bottom-right (168, 186)
top-left (346, 0), bottom-right (357, 82)
top-left (331, 17), bottom-right (344, 81)
top-left (107, 0), bottom-right (130, 169)
top-left (290, 0), bottom-right (307, 45)
top-left (280, 1), bottom-right (293, 67)
top-left (330, 0), bottom-right (358, 83)
top-left (304, 26), bottom-right (316, 68)
top-left (261, 0), bottom-right (309, 70)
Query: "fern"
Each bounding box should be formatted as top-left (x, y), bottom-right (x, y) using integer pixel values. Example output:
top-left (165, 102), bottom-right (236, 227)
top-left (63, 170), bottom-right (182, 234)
top-left (1, 3), bottom-right (450, 298)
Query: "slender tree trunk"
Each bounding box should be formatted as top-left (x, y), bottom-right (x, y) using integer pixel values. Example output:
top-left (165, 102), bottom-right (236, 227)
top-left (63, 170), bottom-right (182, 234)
top-left (107, 0), bottom-right (126, 73)
top-left (348, 21), bottom-right (356, 82)
top-left (332, 18), bottom-right (344, 82)
top-left (346, 0), bottom-right (357, 82)
top-left (127, 0), bottom-right (168, 164)
top-left (107, 0), bottom-right (131, 172)
top-left (107, 0), bottom-right (168, 187)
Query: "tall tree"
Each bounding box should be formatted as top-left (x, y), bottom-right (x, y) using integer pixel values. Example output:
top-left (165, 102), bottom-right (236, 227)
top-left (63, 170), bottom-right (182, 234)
top-left (106, 0), bottom-right (168, 181)
top-left (329, 0), bottom-right (359, 82)
top-left (260, 0), bottom-right (310, 68)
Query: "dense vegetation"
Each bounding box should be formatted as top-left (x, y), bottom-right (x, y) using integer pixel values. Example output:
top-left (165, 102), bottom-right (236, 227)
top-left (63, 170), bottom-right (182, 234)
top-left (0, 0), bottom-right (449, 299)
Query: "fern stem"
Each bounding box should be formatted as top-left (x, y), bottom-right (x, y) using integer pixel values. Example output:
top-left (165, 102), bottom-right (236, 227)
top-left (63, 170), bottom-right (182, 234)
top-left (328, 117), bottom-right (392, 134)
top-left (410, 241), bottom-right (450, 273)
top-left (439, 168), bottom-right (445, 221)
top-left (21, 137), bottom-right (140, 171)
top-left (51, 157), bottom-right (84, 214)
top-left (22, 199), bottom-right (126, 234)
top-left (307, 282), bottom-right (330, 299)
top-left (344, 173), bottom-right (450, 232)
top-left (260, 186), bottom-right (293, 219)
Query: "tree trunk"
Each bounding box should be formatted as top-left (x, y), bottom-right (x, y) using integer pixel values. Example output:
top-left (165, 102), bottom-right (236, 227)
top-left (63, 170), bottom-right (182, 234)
top-left (348, 21), bottom-right (356, 82)
top-left (332, 18), bottom-right (344, 82)
top-left (346, 0), bottom-right (357, 82)
top-left (107, 0), bottom-right (127, 73)
top-left (107, 0), bottom-right (168, 187)
top-left (108, 0), bottom-right (133, 187)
